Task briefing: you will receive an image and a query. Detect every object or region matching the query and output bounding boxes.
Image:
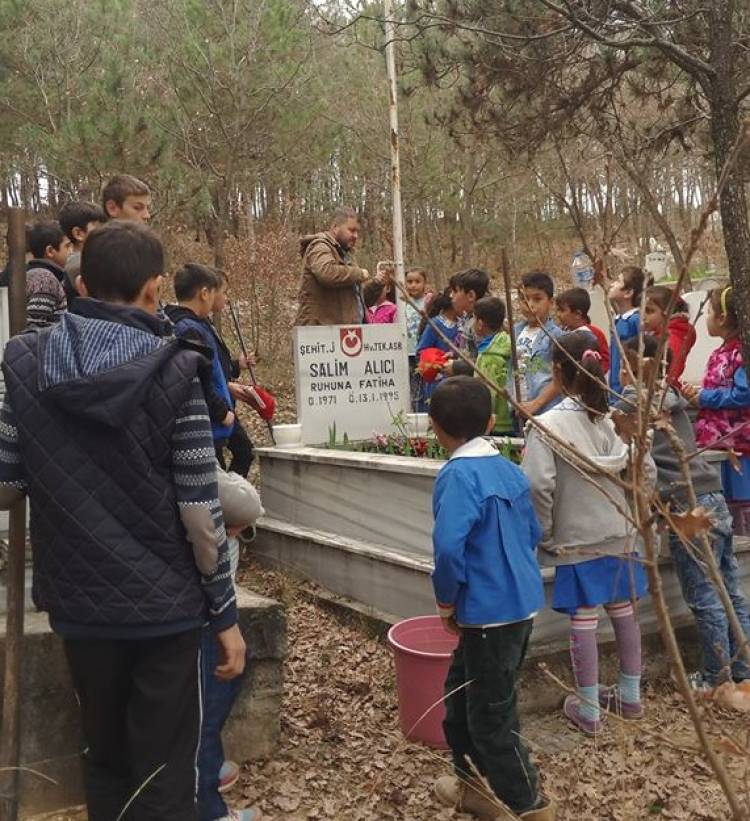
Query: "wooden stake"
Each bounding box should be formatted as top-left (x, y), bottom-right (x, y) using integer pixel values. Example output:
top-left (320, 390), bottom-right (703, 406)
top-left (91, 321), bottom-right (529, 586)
top-left (0, 208), bottom-right (28, 821)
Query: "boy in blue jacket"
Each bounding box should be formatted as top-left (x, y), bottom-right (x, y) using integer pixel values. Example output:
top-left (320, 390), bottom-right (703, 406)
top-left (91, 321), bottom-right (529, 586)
top-left (608, 265), bottom-right (650, 398)
top-left (429, 376), bottom-right (554, 821)
top-left (166, 264), bottom-right (236, 447)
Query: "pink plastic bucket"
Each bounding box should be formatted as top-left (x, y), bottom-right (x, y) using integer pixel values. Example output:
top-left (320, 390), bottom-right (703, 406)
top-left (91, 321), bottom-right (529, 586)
top-left (387, 615), bottom-right (459, 748)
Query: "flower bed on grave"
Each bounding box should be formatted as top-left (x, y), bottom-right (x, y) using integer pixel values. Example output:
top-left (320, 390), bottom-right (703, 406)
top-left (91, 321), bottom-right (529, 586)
top-left (322, 414), bottom-right (521, 462)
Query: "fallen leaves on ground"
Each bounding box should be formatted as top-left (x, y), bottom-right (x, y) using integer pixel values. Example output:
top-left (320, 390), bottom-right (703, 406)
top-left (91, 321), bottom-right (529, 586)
top-left (31, 561), bottom-right (750, 821)
top-left (229, 561), bottom-right (750, 820)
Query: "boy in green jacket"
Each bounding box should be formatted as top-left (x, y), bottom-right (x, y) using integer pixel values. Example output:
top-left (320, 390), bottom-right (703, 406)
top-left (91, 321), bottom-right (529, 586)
top-left (474, 296), bottom-right (514, 435)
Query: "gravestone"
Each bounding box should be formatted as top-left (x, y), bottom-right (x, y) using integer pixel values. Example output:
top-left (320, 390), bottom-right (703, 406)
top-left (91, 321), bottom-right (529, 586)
top-left (294, 324), bottom-right (410, 445)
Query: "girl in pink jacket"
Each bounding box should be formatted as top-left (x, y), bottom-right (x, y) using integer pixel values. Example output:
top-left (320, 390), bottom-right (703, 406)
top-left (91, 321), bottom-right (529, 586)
top-left (685, 287), bottom-right (750, 501)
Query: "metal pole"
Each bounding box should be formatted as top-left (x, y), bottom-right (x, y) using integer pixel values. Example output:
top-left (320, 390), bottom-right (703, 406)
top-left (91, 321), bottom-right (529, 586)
top-left (501, 247), bottom-right (523, 405)
top-left (227, 300), bottom-right (276, 445)
top-left (0, 208), bottom-right (28, 821)
top-left (384, 0), bottom-right (409, 352)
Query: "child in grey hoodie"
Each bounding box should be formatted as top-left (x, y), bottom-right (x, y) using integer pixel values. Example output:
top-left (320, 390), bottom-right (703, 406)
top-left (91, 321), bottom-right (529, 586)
top-left (523, 332), bottom-right (647, 735)
top-left (616, 336), bottom-right (750, 688)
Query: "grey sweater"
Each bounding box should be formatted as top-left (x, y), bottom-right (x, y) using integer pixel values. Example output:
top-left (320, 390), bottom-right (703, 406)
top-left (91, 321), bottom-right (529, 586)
top-left (614, 386), bottom-right (721, 506)
top-left (522, 397), bottom-right (648, 567)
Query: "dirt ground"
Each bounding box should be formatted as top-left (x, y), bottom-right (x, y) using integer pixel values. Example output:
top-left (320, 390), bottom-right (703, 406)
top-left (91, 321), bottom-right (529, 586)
top-left (32, 559), bottom-right (750, 821)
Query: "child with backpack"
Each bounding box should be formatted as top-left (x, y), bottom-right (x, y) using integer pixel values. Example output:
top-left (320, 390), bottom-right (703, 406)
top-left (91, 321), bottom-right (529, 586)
top-left (643, 285), bottom-right (696, 386)
top-left (619, 335), bottom-right (750, 687)
top-left (555, 287), bottom-right (610, 373)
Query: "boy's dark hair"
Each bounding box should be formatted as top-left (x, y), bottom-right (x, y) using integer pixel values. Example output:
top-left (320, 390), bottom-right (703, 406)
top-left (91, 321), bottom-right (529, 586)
top-left (102, 174), bottom-right (150, 211)
top-left (429, 376), bottom-right (492, 440)
top-left (621, 265), bottom-right (651, 306)
top-left (709, 286), bottom-right (739, 334)
top-left (623, 334), bottom-right (672, 379)
top-left (552, 331), bottom-right (608, 422)
top-left (81, 221), bottom-right (163, 303)
top-left (521, 270), bottom-right (554, 299)
top-left (556, 287), bottom-right (590, 320)
top-left (27, 220), bottom-right (66, 259)
top-left (363, 278), bottom-right (386, 308)
top-left (58, 201), bottom-right (107, 242)
top-left (474, 296), bottom-right (506, 332)
top-left (453, 268), bottom-right (490, 300)
top-left (646, 284), bottom-right (688, 315)
top-left (174, 262), bottom-right (220, 302)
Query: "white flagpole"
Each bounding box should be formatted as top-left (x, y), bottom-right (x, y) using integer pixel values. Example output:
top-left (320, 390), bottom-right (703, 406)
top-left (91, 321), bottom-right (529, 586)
top-left (384, 0), bottom-right (408, 348)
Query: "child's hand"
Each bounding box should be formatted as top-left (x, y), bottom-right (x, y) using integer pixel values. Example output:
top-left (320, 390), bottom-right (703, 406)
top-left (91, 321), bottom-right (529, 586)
top-left (238, 352), bottom-right (256, 370)
top-left (441, 360), bottom-right (455, 376)
top-left (682, 384), bottom-right (701, 405)
top-left (215, 624), bottom-right (247, 680)
top-left (222, 410), bottom-right (235, 427)
top-left (228, 382), bottom-right (248, 401)
top-left (441, 615), bottom-right (461, 635)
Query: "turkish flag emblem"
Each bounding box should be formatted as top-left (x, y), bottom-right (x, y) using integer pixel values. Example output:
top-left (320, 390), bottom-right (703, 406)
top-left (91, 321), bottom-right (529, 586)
top-left (340, 327), bottom-right (363, 357)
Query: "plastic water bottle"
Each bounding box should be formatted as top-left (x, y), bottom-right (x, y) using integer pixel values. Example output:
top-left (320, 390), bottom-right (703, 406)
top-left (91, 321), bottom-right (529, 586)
top-left (570, 250), bottom-right (594, 290)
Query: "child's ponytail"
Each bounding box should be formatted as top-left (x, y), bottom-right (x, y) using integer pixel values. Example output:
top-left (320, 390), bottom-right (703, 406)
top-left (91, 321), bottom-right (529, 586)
top-left (418, 286), bottom-right (452, 337)
top-left (553, 331), bottom-right (609, 421)
top-left (709, 286), bottom-right (739, 335)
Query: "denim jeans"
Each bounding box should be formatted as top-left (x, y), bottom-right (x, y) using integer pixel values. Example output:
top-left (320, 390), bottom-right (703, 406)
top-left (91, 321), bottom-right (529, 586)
top-left (669, 492), bottom-right (750, 685)
top-left (198, 627), bottom-right (244, 821)
top-left (443, 619), bottom-right (539, 814)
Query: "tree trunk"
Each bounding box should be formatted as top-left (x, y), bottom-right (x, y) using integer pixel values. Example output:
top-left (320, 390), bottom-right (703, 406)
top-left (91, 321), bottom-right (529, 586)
top-left (619, 159), bottom-right (687, 278)
top-left (708, 2), bottom-right (750, 365)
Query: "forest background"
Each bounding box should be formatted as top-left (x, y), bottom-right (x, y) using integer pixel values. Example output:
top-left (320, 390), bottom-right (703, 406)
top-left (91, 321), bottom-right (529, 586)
top-left (0, 0), bottom-right (747, 376)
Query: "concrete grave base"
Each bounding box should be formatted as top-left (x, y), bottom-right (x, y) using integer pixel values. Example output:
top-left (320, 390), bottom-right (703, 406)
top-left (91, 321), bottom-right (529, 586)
top-left (0, 586), bottom-right (285, 819)
top-left (254, 444), bottom-right (749, 661)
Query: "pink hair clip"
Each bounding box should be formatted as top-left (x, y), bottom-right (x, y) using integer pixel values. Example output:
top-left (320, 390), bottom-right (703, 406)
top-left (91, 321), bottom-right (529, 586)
top-left (582, 349), bottom-right (602, 363)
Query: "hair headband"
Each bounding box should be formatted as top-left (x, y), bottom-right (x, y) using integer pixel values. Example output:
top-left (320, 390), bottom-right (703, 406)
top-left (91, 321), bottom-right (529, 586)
top-left (582, 349), bottom-right (602, 364)
top-left (721, 286), bottom-right (733, 317)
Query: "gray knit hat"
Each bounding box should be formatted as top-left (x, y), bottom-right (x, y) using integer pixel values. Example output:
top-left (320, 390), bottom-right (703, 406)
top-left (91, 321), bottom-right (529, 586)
top-left (216, 464), bottom-right (264, 528)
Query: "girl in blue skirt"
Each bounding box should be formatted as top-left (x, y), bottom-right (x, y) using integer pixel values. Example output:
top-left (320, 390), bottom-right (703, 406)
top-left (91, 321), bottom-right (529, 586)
top-left (522, 331), bottom-right (648, 735)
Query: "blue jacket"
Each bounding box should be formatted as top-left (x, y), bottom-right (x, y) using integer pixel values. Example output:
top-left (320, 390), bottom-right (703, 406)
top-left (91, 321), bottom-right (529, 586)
top-left (168, 307), bottom-right (235, 442)
top-left (432, 438), bottom-right (545, 625)
top-left (510, 318), bottom-right (563, 410)
top-left (416, 314), bottom-right (460, 354)
top-left (609, 309), bottom-right (640, 397)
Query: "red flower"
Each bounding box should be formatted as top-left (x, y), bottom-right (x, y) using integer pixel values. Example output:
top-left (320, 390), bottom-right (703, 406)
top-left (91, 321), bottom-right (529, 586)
top-left (418, 348), bottom-right (448, 383)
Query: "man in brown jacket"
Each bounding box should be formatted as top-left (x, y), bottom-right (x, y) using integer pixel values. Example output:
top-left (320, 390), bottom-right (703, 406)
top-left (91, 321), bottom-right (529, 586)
top-left (296, 207), bottom-right (377, 326)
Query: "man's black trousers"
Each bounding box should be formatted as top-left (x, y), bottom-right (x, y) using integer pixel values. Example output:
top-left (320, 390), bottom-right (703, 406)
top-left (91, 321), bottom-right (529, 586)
top-left (64, 628), bottom-right (202, 821)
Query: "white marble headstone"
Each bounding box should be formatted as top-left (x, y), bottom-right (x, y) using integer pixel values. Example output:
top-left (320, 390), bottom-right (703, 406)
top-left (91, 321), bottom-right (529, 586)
top-left (294, 324), bottom-right (411, 445)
